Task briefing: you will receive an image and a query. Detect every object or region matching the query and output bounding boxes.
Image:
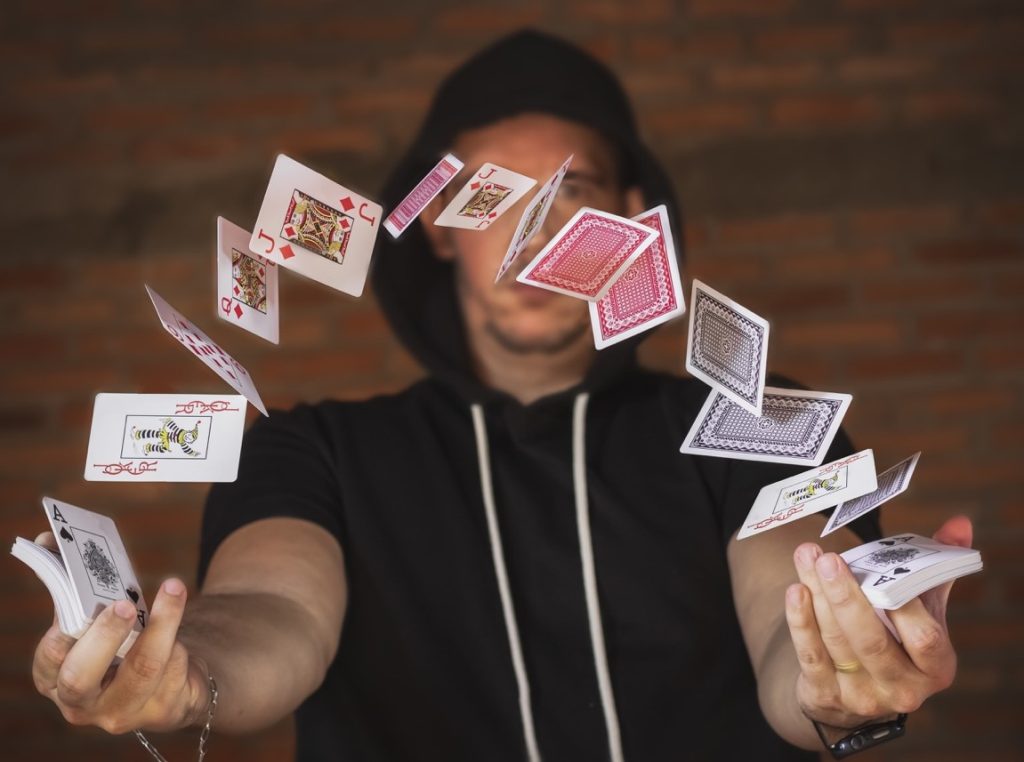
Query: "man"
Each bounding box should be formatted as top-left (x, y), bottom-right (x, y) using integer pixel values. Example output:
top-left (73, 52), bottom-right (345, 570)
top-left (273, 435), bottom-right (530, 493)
top-left (30, 30), bottom-right (970, 760)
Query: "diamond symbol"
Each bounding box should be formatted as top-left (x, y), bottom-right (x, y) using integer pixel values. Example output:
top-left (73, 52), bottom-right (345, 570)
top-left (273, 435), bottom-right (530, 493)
top-left (280, 244), bottom-right (296, 259)
top-left (233, 285), bottom-right (240, 295)
top-left (470, 182), bottom-right (480, 190)
top-left (340, 196), bottom-right (355, 212)
top-left (488, 212), bottom-right (497, 219)
top-left (341, 218), bottom-right (351, 230)
top-left (234, 304), bottom-right (243, 319)
top-left (284, 225), bottom-right (295, 237)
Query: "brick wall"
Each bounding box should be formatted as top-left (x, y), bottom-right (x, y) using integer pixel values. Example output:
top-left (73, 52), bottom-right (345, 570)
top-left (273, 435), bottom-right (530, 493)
top-left (2, 1), bottom-right (1022, 759)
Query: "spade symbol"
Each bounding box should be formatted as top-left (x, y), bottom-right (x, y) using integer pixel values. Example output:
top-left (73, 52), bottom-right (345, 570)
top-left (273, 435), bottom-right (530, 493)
top-left (894, 567), bottom-right (911, 575)
top-left (59, 527), bottom-right (73, 543)
top-left (874, 574), bottom-right (896, 586)
top-left (879, 540), bottom-right (895, 546)
top-left (126, 588), bottom-right (140, 604)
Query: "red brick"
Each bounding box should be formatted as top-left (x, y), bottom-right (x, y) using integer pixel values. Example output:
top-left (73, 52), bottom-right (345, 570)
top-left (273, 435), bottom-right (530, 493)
top-left (859, 274), bottom-right (985, 305)
top-left (687, 256), bottom-right (764, 283)
top-left (903, 90), bottom-right (999, 122)
top-left (838, 56), bottom-right (934, 83)
top-left (839, 0), bottom-right (922, 10)
top-left (849, 203), bottom-right (960, 236)
top-left (78, 27), bottom-right (186, 53)
top-left (84, 104), bottom-right (187, 131)
top-left (626, 32), bottom-right (676, 63)
top-left (921, 386), bottom-right (1017, 415)
top-left (621, 70), bottom-right (693, 98)
top-left (689, 0), bottom-right (796, 18)
top-left (846, 350), bottom-right (962, 380)
top-left (435, 6), bottom-right (546, 31)
top-left (867, 426), bottom-right (969, 455)
top-left (914, 238), bottom-right (1022, 265)
top-left (258, 348), bottom-right (386, 384)
top-left (647, 102), bottom-right (756, 136)
top-left (204, 95), bottom-right (313, 121)
top-left (680, 30), bottom-right (744, 60)
top-left (773, 248), bottom-right (896, 279)
top-left (978, 345), bottom-right (1024, 373)
top-left (18, 297), bottom-right (119, 330)
top-left (757, 283), bottom-right (851, 315)
top-left (992, 420), bottom-right (1024, 449)
top-left (711, 61), bottom-right (820, 90)
top-left (992, 272), bottom-right (1024, 301)
top-left (133, 133), bottom-right (242, 164)
top-left (888, 20), bottom-right (986, 49)
top-left (918, 311), bottom-right (1024, 341)
top-left (317, 17), bottom-right (418, 42)
top-left (975, 197), bottom-right (1024, 226)
top-left (0, 264), bottom-right (67, 292)
top-left (753, 25), bottom-right (854, 56)
top-left (267, 126), bottom-right (382, 155)
top-left (334, 88), bottom-right (432, 116)
top-left (717, 212), bottom-right (835, 247)
top-left (8, 72), bottom-right (117, 99)
top-left (783, 317), bottom-right (902, 348)
top-left (771, 94), bottom-right (885, 128)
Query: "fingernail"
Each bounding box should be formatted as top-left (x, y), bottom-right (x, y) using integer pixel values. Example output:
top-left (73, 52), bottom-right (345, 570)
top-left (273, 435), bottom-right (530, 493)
top-left (114, 600), bottom-right (135, 619)
top-left (816, 554), bottom-right (838, 581)
top-left (163, 579), bottom-right (184, 597)
top-left (798, 545), bottom-right (821, 570)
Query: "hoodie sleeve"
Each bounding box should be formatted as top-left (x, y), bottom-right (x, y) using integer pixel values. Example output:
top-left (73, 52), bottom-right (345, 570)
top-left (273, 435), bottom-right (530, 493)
top-left (197, 404), bottom-right (345, 587)
top-left (718, 425), bottom-right (883, 547)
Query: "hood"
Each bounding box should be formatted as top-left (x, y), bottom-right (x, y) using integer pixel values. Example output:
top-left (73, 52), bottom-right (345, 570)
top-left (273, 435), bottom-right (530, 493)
top-left (371, 29), bottom-right (683, 405)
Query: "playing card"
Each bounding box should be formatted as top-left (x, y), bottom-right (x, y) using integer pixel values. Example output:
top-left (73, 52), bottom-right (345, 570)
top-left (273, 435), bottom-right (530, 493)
top-left (43, 496), bottom-right (149, 634)
top-left (495, 154), bottom-right (573, 282)
top-left (250, 154), bottom-right (383, 297)
top-left (680, 386), bottom-right (853, 466)
top-left (588, 204), bottom-right (685, 348)
top-left (145, 285), bottom-right (268, 416)
top-left (433, 162), bottom-right (536, 230)
top-left (842, 533), bottom-right (982, 609)
top-left (217, 217), bottom-right (279, 344)
top-left (517, 207), bottom-right (659, 301)
top-left (822, 452), bottom-right (921, 536)
top-left (85, 393), bottom-right (247, 482)
top-left (384, 153), bottom-right (464, 238)
top-left (736, 450), bottom-right (878, 539)
top-left (685, 279), bottom-right (770, 417)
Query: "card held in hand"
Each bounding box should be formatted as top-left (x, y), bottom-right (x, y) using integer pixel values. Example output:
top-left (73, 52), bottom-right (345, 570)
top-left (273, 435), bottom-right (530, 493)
top-left (85, 393), bottom-right (247, 482)
top-left (737, 449), bottom-right (878, 539)
top-left (250, 154), bottom-right (383, 297)
top-left (217, 216), bottom-right (279, 344)
top-left (589, 204), bottom-right (685, 348)
top-left (680, 386), bottom-right (853, 466)
top-left (146, 285), bottom-right (268, 416)
top-left (517, 207), bottom-right (659, 301)
top-left (685, 279), bottom-right (770, 417)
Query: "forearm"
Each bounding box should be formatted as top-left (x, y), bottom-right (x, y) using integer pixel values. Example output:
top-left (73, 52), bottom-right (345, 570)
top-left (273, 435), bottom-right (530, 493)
top-left (756, 620), bottom-right (821, 750)
top-left (177, 591), bottom-right (336, 733)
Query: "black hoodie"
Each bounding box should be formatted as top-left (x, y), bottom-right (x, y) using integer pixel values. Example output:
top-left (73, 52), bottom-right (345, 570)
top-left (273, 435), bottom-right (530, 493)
top-left (199, 31), bottom-right (877, 761)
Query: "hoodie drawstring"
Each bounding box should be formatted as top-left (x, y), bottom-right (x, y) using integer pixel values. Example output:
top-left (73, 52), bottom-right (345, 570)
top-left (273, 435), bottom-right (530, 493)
top-left (471, 395), bottom-right (625, 762)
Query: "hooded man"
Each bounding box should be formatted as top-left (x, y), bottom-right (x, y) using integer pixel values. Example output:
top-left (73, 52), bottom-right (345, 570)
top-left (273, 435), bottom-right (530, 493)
top-left (31, 30), bottom-right (970, 762)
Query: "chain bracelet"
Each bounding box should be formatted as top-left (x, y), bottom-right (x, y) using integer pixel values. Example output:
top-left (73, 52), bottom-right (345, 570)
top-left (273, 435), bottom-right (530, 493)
top-left (133, 673), bottom-right (218, 762)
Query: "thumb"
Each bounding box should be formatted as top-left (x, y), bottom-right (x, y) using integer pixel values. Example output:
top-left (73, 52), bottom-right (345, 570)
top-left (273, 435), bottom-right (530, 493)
top-left (922, 515), bottom-right (975, 619)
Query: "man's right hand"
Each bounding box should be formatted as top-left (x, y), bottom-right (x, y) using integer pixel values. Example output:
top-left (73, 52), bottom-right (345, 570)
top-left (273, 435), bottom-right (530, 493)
top-left (30, 532), bottom-right (210, 735)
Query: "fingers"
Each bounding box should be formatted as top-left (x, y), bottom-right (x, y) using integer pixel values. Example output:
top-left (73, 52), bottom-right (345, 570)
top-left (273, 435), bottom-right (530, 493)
top-left (33, 622), bottom-right (76, 696)
top-left (933, 515), bottom-right (973, 548)
top-left (814, 553), bottom-right (910, 684)
top-left (33, 531), bottom-right (56, 551)
top-left (106, 579), bottom-right (188, 708)
top-left (56, 600), bottom-right (137, 707)
top-left (793, 544), bottom-right (859, 668)
top-left (887, 597), bottom-right (956, 687)
top-left (785, 583), bottom-right (837, 686)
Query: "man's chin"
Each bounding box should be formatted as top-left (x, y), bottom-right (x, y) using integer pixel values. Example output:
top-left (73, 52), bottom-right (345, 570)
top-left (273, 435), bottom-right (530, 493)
top-left (485, 318), bottom-right (590, 355)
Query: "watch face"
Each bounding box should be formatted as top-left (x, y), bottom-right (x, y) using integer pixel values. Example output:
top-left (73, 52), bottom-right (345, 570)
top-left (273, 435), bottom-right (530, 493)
top-left (818, 715), bottom-right (907, 759)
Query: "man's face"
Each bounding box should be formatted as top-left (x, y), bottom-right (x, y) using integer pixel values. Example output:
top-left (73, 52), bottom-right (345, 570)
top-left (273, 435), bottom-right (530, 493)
top-left (422, 113), bottom-right (643, 355)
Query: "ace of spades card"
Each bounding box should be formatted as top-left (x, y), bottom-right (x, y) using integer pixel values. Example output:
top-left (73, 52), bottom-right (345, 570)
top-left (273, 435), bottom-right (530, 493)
top-left (43, 496), bottom-right (149, 631)
top-left (217, 217), bottom-right (279, 344)
top-left (250, 154), bottom-right (383, 297)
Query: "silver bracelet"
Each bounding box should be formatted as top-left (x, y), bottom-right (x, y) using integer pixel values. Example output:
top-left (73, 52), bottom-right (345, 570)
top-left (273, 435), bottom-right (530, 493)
top-left (133, 672), bottom-right (218, 762)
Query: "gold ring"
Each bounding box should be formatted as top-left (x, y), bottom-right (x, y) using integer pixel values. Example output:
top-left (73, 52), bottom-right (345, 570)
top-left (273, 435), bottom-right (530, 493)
top-left (833, 660), bottom-right (862, 674)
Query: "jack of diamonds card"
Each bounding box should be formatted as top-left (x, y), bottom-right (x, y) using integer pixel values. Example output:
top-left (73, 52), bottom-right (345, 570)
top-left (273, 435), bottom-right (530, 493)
top-left (433, 162), bottom-right (536, 231)
top-left (250, 154), bottom-right (383, 297)
top-left (145, 285), bottom-right (268, 416)
top-left (589, 204), bottom-right (685, 348)
top-left (217, 217), bottom-right (279, 344)
top-left (85, 393), bottom-right (247, 482)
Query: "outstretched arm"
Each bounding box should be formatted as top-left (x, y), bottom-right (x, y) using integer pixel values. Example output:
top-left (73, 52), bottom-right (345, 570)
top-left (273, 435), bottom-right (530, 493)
top-left (727, 514), bottom-right (971, 749)
top-left (32, 516), bottom-right (346, 735)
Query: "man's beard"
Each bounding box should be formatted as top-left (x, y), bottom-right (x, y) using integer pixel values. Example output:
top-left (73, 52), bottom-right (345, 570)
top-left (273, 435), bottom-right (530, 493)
top-left (484, 315), bottom-right (590, 355)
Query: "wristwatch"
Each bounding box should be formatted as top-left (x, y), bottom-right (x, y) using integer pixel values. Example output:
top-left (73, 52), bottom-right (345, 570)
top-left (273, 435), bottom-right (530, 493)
top-left (813, 714), bottom-right (908, 759)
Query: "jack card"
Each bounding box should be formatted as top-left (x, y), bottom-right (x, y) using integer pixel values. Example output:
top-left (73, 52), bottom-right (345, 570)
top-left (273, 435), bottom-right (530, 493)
top-left (42, 496), bottom-right (149, 635)
top-left (146, 285), bottom-right (268, 416)
top-left (736, 449), bottom-right (878, 540)
top-left (822, 452), bottom-right (921, 537)
top-left (250, 154), bottom-right (382, 297)
top-left (680, 386), bottom-right (853, 466)
top-left (384, 153), bottom-right (464, 238)
top-left (217, 217), bottom-right (279, 344)
top-left (686, 279), bottom-right (770, 417)
top-left (85, 393), bottom-right (247, 482)
top-left (517, 207), bottom-right (658, 301)
top-left (589, 204), bottom-right (685, 348)
top-left (495, 154), bottom-right (573, 282)
top-left (433, 162), bottom-right (536, 230)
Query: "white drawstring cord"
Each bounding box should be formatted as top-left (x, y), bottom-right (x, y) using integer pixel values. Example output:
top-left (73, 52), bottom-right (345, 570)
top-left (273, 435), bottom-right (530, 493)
top-left (471, 396), bottom-right (624, 762)
top-left (572, 392), bottom-right (625, 762)
top-left (472, 403), bottom-right (542, 762)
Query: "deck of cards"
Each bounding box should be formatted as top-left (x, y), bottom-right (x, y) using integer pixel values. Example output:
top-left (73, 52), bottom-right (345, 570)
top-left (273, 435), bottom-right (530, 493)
top-left (11, 498), bottom-right (148, 658)
top-left (842, 534), bottom-right (982, 610)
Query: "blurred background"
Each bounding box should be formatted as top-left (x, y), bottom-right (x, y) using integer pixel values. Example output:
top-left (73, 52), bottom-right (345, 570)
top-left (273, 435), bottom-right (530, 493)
top-left (1, 0), bottom-right (1021, 759)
